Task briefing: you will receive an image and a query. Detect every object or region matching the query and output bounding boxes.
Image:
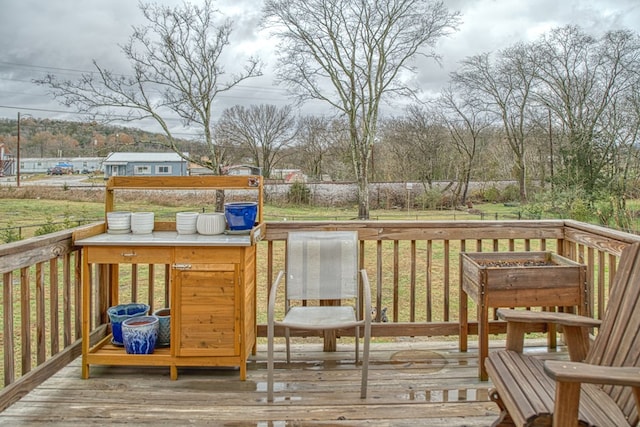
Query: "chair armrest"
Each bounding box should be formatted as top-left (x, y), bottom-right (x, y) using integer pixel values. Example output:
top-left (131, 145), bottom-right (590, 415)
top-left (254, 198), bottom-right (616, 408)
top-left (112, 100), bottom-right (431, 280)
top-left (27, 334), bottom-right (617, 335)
top-left (545, 360), bottom-right (640, 387)
top-left (544, 360), bottom-right (640, 426)
top-left (498, 309), bottom-right (601, 360)
top-left (497, 308), bottom-right (601, 328)
top-left (267, 270), bottom-right (285, 323)
top-left (360, 269), bottom-right (372, 323)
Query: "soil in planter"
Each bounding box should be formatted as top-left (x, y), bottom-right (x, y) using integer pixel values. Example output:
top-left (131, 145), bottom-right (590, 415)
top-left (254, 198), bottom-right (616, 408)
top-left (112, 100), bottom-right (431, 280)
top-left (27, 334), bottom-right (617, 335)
top-left (126, 320), bottom-right (150, 326)
top-left (477, 260), bottom-right (556, 267)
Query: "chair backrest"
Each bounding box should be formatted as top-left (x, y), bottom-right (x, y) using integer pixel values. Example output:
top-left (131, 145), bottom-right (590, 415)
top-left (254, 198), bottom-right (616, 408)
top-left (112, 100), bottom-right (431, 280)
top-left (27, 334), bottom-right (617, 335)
top-left (286, 231), bottom-right (359, 301)
top-left (586, 242), bottom-right (640, 424)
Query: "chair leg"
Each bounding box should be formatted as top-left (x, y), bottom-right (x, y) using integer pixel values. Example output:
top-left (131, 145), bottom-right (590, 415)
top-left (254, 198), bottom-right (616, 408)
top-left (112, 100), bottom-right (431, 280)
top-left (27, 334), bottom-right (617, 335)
top-left (267, 320), bottom-right (275, 402)
top-left (361, 324), bottom-right (371, 399)
top-left (489, 388), bottom-right (515, 426)
top-left (285, 327), bottom-right (291, 363)
top-left (355, 326), bottom-right (360, 364)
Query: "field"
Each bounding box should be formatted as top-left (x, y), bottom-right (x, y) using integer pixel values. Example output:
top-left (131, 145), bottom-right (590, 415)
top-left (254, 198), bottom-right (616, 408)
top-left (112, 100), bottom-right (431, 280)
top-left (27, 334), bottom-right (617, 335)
top-left (0, 185), bottom-right (526, 241)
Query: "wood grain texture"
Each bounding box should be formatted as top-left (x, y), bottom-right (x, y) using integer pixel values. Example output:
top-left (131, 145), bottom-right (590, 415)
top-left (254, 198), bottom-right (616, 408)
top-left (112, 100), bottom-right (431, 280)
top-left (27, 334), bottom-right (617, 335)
top-left (1, 339), bottom-right (533, 426)
top-left (487, 242), bottom-right (640, 426)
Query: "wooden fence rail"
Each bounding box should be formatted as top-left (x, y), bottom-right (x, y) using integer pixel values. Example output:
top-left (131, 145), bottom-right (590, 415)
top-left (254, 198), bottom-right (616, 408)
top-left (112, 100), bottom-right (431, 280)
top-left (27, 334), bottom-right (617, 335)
top-left (1, 219), bottom-right (638, 412)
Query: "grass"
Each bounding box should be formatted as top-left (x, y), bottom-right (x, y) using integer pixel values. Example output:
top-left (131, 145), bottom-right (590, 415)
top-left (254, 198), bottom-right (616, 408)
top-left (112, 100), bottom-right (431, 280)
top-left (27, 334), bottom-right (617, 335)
top-left (0, 184), bottom-right (529, 241)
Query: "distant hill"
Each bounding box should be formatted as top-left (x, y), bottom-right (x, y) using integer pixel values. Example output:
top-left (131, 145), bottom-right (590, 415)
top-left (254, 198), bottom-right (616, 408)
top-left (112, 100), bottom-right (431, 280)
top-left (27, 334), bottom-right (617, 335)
top-left (0, 117), bottom-right (205, 158)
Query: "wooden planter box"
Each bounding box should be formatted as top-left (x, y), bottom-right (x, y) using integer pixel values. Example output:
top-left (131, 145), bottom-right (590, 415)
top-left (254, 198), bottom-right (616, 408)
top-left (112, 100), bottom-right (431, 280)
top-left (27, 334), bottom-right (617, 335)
top-left (460, 251), bottom-right (586, 308)
top-left (459, 251), bottom-right (587, 380)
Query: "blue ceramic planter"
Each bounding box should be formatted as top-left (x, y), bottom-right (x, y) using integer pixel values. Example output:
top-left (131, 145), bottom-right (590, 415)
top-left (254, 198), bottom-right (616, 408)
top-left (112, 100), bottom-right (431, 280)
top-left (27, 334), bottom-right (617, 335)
top-left (153, 308), bottom-right (171, 346)
top-left (107, 303), bottom-right (150, 345)
top-left (122, 315), bottom-right (159, 354)
top-left (224, 202), bottom-right (258, 230)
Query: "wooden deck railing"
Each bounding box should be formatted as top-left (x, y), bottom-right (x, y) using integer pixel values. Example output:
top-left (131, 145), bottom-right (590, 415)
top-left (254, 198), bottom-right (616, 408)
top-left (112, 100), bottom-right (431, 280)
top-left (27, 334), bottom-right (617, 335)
top-left (1, 219), bottom-right (638, 411)
top-left (0, 227), bottom-right (83, 411)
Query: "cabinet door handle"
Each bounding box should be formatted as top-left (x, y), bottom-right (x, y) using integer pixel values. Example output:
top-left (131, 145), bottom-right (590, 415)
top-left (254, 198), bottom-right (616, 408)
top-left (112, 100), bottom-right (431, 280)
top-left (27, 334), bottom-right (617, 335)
top-left (121, 252), bottom-right (137, 257)
top-left (173, 263), bottom-right (192, 270)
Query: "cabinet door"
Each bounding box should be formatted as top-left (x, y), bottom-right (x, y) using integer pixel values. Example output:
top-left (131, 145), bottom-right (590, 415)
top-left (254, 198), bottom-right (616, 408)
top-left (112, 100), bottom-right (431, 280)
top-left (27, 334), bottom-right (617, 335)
top-left (173, 263), bottom-right (240, 357)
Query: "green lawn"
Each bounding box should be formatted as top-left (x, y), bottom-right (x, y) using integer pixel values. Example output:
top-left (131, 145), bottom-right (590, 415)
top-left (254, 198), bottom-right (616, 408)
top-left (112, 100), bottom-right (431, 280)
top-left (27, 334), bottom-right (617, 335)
top-left (0, 195), bottom-right (528, 242)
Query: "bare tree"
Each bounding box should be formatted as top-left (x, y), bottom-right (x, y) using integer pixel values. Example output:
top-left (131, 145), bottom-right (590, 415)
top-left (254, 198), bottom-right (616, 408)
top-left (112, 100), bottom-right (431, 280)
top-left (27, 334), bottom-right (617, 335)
top-left (379, 106), bottom-right (448, 185)
top-left (533, 26), bottom-right (640, 201)
top-left (296, 115), bottom-right (338, 180)
top-left (435, 86), bottom-right (492, 206)
top-left (451, 42), bottom-right (538, 203)
top-left (215, 104), bottom-right (298, 178)
top-left (37, 0), bottom-right (261, 178)
top-left (263, 0), bottom-right (460, 219)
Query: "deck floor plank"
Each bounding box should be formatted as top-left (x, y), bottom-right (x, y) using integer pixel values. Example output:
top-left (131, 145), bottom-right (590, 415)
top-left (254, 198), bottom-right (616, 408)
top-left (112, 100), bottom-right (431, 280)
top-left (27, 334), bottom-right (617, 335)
top-left (0, 339), bottom-right (565, 426)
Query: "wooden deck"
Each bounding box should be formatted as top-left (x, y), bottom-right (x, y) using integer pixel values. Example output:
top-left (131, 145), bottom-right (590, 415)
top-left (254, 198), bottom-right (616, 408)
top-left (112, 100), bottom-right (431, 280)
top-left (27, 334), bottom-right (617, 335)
top-left (0, 338), bottom-right (569, 426)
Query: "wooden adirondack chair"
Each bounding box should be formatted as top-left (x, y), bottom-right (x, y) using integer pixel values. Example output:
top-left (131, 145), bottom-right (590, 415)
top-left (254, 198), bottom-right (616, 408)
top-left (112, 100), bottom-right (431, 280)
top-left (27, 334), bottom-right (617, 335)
top-left (486, 241), bottom-right (640, 427)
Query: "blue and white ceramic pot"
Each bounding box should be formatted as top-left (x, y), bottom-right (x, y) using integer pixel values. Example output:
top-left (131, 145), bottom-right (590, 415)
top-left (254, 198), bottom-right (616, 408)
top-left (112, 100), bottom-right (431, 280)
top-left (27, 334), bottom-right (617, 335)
top-left (122, 315), bottom-right (159, 355)
top-left (153, 308), bottom-right (171, 346)
top-left (107, 303), bottom-right (150, 345)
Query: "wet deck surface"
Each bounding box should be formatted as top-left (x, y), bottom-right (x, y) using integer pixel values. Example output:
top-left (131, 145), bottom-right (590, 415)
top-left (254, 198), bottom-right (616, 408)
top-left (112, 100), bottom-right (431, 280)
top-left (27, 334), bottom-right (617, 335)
top-left (0, 338), bottom-right (567, 426)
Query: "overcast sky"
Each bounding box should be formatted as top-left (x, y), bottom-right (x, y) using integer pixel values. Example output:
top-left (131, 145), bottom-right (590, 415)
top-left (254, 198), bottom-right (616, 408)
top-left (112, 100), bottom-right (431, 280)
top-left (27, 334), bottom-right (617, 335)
top-left (1, 0), bottom-right (639, 136)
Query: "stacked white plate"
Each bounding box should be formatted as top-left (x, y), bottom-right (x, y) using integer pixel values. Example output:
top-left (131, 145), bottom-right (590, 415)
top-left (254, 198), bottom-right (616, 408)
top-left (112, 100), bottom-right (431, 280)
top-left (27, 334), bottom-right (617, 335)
top-left (107, 211), bottom-right (131, 234)
top-left (196, 213), bottom-right (226, 235)
top-left (176, 212), bottom-right (198, 234)
top-left (131, 212), bottom-right (155, 234)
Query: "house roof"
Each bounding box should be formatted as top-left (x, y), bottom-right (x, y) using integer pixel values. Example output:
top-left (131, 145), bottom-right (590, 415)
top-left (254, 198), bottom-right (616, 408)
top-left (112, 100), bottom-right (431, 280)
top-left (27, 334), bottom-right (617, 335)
top-left (104, 152), bottom-right (187, 163)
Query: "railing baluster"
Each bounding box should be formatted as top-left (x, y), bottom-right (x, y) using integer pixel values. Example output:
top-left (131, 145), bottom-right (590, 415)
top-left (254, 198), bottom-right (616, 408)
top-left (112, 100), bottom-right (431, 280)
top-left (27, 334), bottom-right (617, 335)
top-left (36, 262), bottom-right (46, 365)
top-left (132, 264), bottom-right (139, 302)
top-left (3, 272), bottom-right (15, 386)
top-left (164, 265), bottom-right (170, 308)
top-left (443, 239), bottom-right (450, 322)
top-left (50, 258), bottom-right (60, 356)
top-left (63, 254), bottom-right (72, 347)
top-left (426, 240), bottom-right (433, 323)
top-left (20, 267), bottom-right (31, 374)
top-left (376, 240), bottom-right (383, 322)
top-left (393, 240), bottom-right (399, 323)
top-left (74, 253), bottom-right (82, 340)
top-left (410, 240), bottom-right (416, 323)
top-left (148, 264), bottom-right (155, 312)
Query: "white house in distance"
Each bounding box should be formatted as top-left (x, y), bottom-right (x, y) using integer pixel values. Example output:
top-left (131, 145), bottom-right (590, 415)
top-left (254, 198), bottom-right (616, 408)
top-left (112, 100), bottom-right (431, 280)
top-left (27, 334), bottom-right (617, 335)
top-left (17, 157), bottom-right (104, 174)
top-left (103, 152), bottom-right (188, 177)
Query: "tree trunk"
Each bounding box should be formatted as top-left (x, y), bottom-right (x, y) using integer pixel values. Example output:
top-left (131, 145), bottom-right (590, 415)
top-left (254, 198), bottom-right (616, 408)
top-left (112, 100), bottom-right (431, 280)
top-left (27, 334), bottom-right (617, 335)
top-left (215, 189), bottom-right (225, 212)
top-left (358, 177), bottom-right (370, 220)
top-left (517, 162), bottom-right (527, 203)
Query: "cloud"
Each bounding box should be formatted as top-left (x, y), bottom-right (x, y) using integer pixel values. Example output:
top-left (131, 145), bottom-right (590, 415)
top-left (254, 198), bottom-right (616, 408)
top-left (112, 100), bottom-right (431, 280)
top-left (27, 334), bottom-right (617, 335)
top-left (414, 0), bottom-right (640, 98)
top-left (0, 0), bottom-right (639, 128)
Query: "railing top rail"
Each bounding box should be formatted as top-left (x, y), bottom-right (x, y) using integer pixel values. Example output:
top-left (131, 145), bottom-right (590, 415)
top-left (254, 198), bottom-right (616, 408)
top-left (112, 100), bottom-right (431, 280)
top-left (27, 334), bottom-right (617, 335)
top-left (3, 220), bottom-right (637, 262)
top-left (562, 220), bottom-right (640, 257)
top-left (263, 219), bottom-right (568, 241)
top-left (0, 223), bottom-right (96, 273)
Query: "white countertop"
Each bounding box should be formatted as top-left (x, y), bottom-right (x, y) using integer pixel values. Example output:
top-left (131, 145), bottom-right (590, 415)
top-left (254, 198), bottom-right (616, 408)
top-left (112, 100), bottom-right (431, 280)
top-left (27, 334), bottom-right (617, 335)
top-left (75, 230), bottom-right (256, 247)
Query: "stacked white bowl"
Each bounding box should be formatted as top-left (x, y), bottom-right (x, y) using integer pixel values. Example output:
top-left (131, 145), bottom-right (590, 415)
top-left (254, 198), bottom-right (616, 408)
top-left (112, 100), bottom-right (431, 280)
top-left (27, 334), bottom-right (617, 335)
top-left (131, 212), bottom-right (155, 234)
top-left (106, 211), bottom-right (131, 234)
top-left (176, 212), bottom-right (199, 234)
top-left (196, 213), bottom-right (226, 235)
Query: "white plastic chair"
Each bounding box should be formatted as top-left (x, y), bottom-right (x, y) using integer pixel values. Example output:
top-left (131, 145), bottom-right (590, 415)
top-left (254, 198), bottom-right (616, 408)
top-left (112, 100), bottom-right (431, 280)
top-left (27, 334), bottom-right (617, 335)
top-left (267, 230), bottom-right (372, 402)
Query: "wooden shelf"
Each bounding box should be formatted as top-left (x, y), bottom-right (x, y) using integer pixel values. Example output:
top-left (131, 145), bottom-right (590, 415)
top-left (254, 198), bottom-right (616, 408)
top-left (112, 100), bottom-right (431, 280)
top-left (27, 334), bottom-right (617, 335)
top-left (78, 176), bottom-right (262, 381)
top-left (88, 335), bottom-right (173, 366)
top-left (104, 175), bottom-right (264, 224)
